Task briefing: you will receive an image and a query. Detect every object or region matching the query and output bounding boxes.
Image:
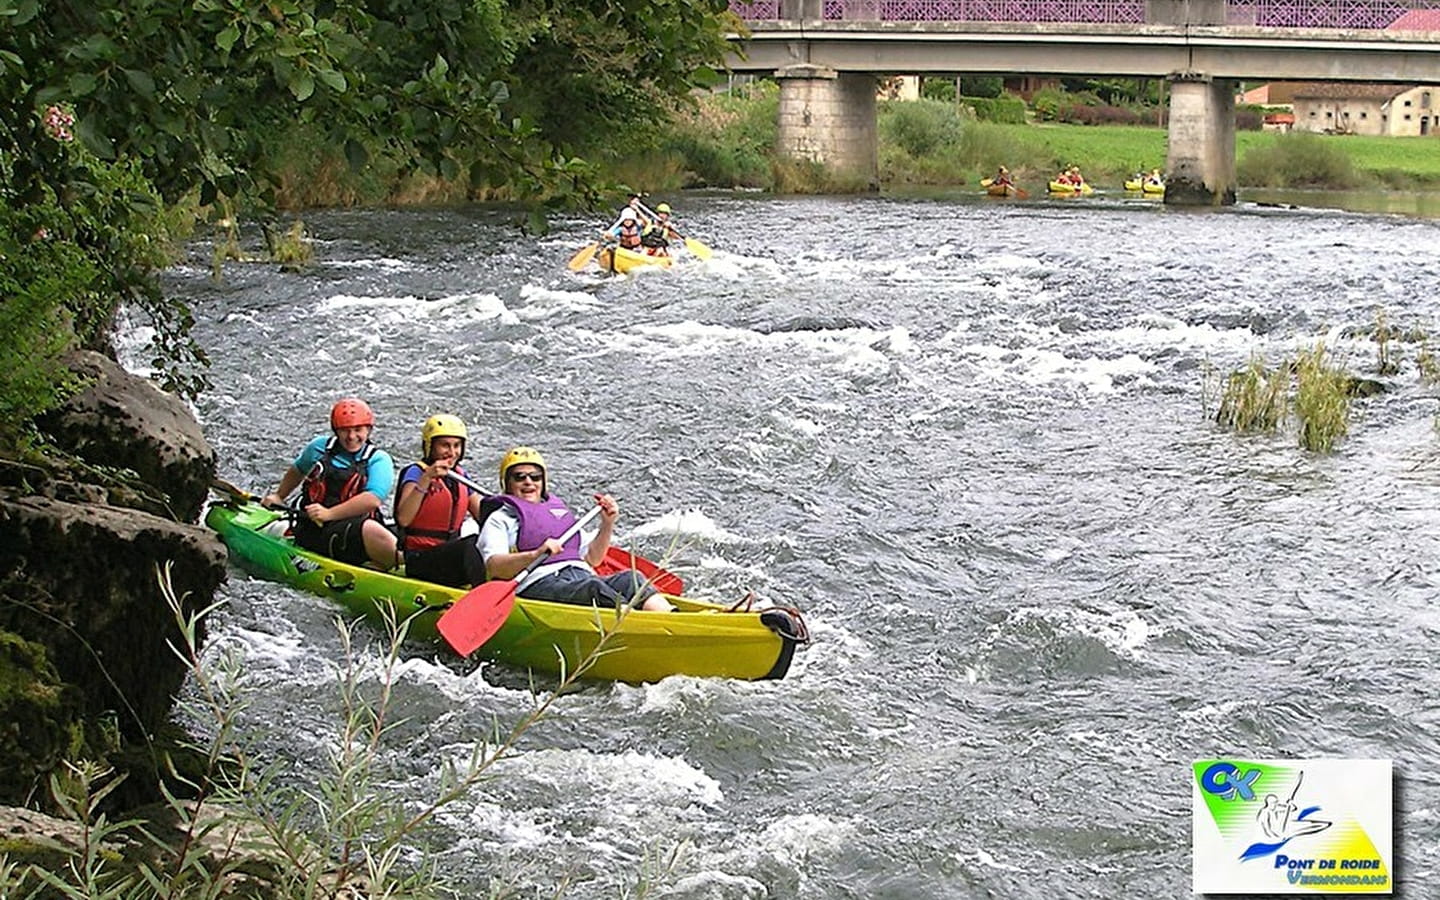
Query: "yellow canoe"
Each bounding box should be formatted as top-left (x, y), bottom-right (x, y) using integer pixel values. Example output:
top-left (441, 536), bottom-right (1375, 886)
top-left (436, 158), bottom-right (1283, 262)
top-left (597, 245), bottom-right (673, 275)
top-left (206, 501), bottom-right (807, 683)
top-left (1048, 181), bottom-right (1095, 196)
top-left (1124, 179), bottom-right (1166, 195)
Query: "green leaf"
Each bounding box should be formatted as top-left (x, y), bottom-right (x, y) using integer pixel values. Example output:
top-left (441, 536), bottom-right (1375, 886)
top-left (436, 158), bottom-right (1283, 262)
top-left (11, 0), bottom-right (37, 25)
top-left (289, 71), bottom-right (314, 101)
top-left (124, 68), bottom-right (156, 100)
top-left (427, 54), bottom-right (449, 83)
top-left (315, 68), bottom-right (347, 92)
top-left (216, 25), bottom-right (240, 52)
top-left (67, 72), bottom-right (98, 97)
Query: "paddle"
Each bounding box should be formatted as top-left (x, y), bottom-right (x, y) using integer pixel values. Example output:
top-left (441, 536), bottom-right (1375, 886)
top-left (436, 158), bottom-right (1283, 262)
top-left (634, 200), bottom-right (712, 260)
top-left (437, 504), bottom-right (603, 656)
top-left (567, 242), bottom-right (599, 271)
top-left (441, 469), bottom-right (684, 594)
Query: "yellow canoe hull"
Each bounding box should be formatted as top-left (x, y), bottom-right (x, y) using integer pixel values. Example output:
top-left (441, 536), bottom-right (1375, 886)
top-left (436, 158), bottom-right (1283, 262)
top-left (597, 246), bottom-right (673, 275)
top-left (1048, 181), bottom-right (1095, 196)
top-left (206, 501), bottom-right (802, 683)
top-left (1124, 179), bottom-right (1166, 195)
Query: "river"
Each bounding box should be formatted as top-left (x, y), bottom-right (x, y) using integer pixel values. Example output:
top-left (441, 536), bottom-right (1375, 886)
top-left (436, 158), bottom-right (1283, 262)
top-left (152, 192), bottom-right (1440, 898)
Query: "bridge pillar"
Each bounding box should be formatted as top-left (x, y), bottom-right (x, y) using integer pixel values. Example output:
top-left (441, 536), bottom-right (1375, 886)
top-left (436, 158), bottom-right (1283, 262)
top-left (1164, 74), bottom-right (1237, 206)
top-left (774, 64), bottom-right (879, 190)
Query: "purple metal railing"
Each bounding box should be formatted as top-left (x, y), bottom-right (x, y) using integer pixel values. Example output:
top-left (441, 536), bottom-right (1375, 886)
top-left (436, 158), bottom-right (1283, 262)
top-left (730, 0), bottom-right (1440, 28)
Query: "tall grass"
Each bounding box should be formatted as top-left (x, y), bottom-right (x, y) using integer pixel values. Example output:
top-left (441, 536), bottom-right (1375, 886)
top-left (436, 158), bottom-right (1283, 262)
top-left (1209, 343), bottom-right (1356, 452)
top-left (0, 564), bottom-right (642, 898)
top-left (1292, 343), bottom-right (1350, 453)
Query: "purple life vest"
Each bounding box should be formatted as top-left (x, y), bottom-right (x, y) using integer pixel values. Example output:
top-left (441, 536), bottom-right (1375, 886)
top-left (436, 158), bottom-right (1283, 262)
top-left (493, 494), bottom-right (583, 564)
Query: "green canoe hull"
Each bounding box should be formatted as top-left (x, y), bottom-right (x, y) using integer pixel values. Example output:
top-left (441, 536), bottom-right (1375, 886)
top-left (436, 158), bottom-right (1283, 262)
top-left (206, 501), bottom-right (799, 683)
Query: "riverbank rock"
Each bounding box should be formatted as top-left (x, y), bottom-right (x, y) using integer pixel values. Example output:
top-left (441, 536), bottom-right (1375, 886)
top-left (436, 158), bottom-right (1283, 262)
top-left (38, 349), bottom-right (215, 522)
top-left (0, 349), bottom-right (228, 811)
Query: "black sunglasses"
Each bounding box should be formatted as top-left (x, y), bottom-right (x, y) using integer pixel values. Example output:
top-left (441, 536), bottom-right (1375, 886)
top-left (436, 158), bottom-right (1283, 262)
top-left (508, 471), bottom-right (543, 483)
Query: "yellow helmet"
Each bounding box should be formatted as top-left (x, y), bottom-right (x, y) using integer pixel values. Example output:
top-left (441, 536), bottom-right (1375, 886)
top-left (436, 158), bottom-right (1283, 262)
top-left (421, 414), bottom-right (467, 461)
top-left (656, 202), bottom-right (671, 214)
top-left (499, 446), bottom-right (546, 489)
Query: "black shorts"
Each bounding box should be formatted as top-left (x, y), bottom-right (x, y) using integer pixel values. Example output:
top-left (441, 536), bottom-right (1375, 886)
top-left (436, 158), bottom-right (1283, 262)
top-left (294, 516), bottom-right (385, 567)
top-left (404, 537), bottom-right (486, 588)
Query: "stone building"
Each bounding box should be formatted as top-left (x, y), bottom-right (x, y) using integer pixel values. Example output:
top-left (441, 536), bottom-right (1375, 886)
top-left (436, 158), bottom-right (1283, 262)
top-left (1292, 83), bottom-right (1440, 136)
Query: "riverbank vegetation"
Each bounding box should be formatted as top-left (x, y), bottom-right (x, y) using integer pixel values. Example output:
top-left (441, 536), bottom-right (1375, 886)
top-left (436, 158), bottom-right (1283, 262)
top-left (653, 84), bottom-right (1440, 193)
top-left (0, 0), bottom-right (737, 455)
top-left (0, 571), bottom-right (646, 898)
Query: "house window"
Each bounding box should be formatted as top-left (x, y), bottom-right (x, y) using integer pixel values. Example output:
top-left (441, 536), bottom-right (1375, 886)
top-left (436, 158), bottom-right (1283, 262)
top-left (1404, 100), bottom-right (1413, 107)
top-left (1424, 92), bottom-right (1432, 108)
top-left (1405, 114), bottom-right (1413, 120)
top-left (1309, 110), bottom-right (1317, 117)
top-left (1326, 111), bottom-right (1333, 118)
top-left (1361, 112), bottom-right (1368, 119)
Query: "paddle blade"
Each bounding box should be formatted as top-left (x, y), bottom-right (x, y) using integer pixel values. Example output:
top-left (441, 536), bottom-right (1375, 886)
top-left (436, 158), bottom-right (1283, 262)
top-left (1014, 187), bottom-right (1030, 199)
top-left (567, 242), bottom-right (599, 271)
top-left (684, 236), bottom-right (713, 261)
top-left (980, 177), bottom-right (994, 187)
top-left (437, 580), bottom-right (518, 656)
top-left (598, 546), bottom-right (685, 595)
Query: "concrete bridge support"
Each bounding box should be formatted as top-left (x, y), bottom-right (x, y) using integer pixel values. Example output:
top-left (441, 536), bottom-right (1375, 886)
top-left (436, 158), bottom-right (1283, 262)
top-left (1165, 74), bottom-right (1237, 206)
top-left (774, 64), bottom-right (880, 191)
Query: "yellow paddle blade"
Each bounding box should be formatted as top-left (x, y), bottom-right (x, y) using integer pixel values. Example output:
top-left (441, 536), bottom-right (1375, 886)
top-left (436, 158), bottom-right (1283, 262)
top-left (684, 236), bottom-right (712, 261)
top-left (980, 177), bottom-right (994, 187)
top-left (567, 242), bottom-right (599, 271)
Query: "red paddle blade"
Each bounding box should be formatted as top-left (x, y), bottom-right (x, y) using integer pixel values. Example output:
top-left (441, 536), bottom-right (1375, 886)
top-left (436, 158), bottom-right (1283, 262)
top-left (437, 580), bottom-right (518, 656)
top-left (598, 547), bottom-right (684, 595)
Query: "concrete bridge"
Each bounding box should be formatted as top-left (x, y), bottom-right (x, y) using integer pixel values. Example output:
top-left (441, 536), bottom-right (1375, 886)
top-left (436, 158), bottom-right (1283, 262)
top-left (724, 0), bottom-right (1440, 203)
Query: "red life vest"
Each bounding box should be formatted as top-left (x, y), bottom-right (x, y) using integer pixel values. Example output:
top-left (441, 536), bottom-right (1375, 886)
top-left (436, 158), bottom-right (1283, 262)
top-left (394, 463), bottom-right (470, 552)
top-left (302, 438), bottom-right (374, 507)
top-left (617, 222), bottom-right (642, 249)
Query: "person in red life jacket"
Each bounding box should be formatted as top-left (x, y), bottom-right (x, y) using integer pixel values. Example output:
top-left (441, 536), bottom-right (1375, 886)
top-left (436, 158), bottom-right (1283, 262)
top-left (262, 398), bottom-right (399, 568)
top-left (392, 414), bottom-right (486, 587)
top-left (477, 447), bottom-right (675, 611)
top-left (604, 207), bottom-right (644, 250)
top-left (639, 202), bottom-right (681, 257)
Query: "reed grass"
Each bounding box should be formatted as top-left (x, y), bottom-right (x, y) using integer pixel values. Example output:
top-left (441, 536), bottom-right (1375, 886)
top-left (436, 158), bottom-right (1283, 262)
top-left (1292, 343), bottom-right (1350, 452)
top-left (1210, 343), bottom-right (1355, 453)
top-left (1371, 308), bottom-right (1399, 376)
top-left (1417, 342), bottom-right (1440, 384)
top-left (1213, 355), bottom-right (1289, 434)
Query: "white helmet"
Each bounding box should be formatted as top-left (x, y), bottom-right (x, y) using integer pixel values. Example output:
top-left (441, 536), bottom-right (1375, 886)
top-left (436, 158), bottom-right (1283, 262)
top-left (619, 208), bottom-right (637, 221)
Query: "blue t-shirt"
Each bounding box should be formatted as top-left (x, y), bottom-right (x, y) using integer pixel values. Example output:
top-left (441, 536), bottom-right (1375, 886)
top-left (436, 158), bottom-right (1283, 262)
top-left (294, 435), bottom-right (395, 502)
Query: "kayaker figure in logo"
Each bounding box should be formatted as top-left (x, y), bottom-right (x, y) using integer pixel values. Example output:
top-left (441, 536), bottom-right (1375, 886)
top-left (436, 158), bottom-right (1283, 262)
top-left (263, 398), bottom-right (399, 570)
top-left (1258, 772), bottom-right (1331, 841)
top-left (478, 447), bottom-right (675, 611)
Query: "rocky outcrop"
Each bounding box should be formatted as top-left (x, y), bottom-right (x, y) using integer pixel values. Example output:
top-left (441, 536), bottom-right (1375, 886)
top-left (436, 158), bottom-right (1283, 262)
top-left (0, 350), bottom-right (227, 809)
top-left (38, 349), bottom-right (216, 522)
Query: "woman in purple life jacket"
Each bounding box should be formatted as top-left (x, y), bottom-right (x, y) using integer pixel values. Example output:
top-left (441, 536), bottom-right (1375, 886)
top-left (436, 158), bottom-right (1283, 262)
top-left (477, 446), bottom-right (675, 611)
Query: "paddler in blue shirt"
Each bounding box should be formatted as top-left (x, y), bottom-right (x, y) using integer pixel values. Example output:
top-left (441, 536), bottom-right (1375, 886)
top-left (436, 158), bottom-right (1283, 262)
top-left (263, 397), bottom-right (399, 569)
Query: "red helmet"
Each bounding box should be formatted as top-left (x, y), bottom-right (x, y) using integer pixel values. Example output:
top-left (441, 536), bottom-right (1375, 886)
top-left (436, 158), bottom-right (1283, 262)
top-left (330, 397), bottom-right (375, 429)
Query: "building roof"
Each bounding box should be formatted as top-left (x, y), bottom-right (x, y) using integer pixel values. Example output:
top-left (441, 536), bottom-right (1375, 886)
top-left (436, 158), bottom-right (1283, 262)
top-left (1387, 9), bottom-right (1440, 30)
top-left (1236, 82), bottom-right (1303, 105)
top-left (1291, 82), bottom-right (1417, 100)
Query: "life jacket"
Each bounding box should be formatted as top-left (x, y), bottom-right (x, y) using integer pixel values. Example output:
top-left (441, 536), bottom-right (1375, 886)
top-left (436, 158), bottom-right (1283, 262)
top-left (640, 223), bottom-right (671, 249)
top-left (616, 221), bottom-right (642, 250)
top-left (394, 463), bottom-right (471, 551)
top-left (480, 494), bottom-right (583, 564)
top-left (302, 438), bottom-right (375, 508)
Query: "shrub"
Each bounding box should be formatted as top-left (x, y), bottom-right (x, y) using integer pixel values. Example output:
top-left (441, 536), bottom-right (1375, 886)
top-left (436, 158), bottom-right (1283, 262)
top-left (964, 95), bottom-right (1028, 124)
top-left (662, 80), bottom-right (779, 188)
top-left (921, 77), bottom-right (957, 102)
top-left (879, 98), bottom-right (966, 158)
top-left (1237, 132), bottom-right (1361, 189)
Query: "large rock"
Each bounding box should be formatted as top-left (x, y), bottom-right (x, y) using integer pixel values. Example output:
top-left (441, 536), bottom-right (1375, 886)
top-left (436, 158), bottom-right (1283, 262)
top-left (0, 493), bottom-right (226, 806)
top-left (39, 350), bottom-right (215, 522)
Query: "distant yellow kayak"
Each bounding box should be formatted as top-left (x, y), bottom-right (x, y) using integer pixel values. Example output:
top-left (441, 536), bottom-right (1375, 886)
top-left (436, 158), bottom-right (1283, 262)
top-left (1048, 181), bottom-right (1094, 196)
top-left (596, 246), bottom-right (673, 275)
top-left (1124, 178), bottom-right (1165, 195)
